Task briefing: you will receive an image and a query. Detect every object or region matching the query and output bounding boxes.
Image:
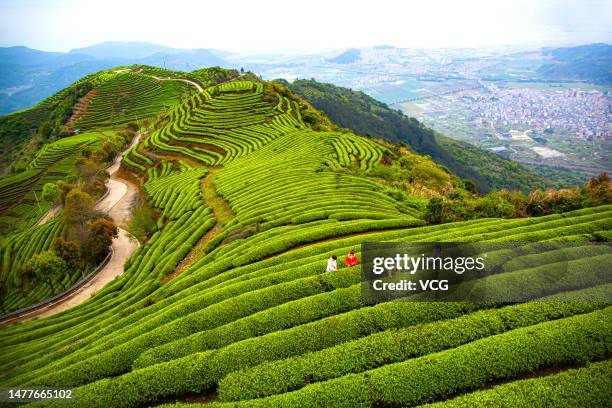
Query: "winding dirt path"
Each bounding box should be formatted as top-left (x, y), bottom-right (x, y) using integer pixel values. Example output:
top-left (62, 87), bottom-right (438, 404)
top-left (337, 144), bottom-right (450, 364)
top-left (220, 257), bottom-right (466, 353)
top-left (4, 135), bottom-right (144, 324)
top-left (15, 228), bottom-right (137, 321)
top-left (35, 206), bottom-right (59, 226)
top-left (152, 76), bottom-right (203, 92)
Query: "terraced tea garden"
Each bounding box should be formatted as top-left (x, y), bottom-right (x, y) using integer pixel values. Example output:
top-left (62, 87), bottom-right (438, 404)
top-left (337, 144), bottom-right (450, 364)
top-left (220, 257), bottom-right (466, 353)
top-left (0, 68), bottom-right (610, 408)
top-left (70, 72), bottom-right (192, 131)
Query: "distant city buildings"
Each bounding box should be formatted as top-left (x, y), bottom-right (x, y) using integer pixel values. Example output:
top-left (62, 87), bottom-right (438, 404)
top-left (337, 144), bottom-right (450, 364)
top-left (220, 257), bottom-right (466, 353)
top-left (467, 84), bottom-right (610, 141)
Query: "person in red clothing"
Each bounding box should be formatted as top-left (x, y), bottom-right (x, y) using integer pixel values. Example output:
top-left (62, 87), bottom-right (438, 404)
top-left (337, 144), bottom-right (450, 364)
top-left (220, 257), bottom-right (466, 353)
top-left (345, 249), bottom-right (358, 267)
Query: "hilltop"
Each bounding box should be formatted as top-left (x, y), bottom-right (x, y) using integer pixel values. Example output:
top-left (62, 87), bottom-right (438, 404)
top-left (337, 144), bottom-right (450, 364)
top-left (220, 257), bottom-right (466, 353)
top-left (0, 65), bottom-right (237, 174)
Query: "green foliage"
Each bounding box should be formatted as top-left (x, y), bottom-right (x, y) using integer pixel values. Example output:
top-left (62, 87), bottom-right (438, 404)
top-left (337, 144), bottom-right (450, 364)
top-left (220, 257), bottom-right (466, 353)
top-left (0, 132), bottom-right (101, 235)
top-left (41, 183), bottom-right (58, 203)
top-left (142, 79), bottom-right (313, 167)
top-left (72, 72), bottom-right (189, 131)
top-left (51, 237), bottom-right (83, 271)
top-left (143, 162), bottom-right (207, 223)
top-left (0, 65), bottom-right (236, 175)
top-left (28, 268), bottom-right (360, 388)
top-left (63, 301), bottom-right (486, 407)
top-left (218, 300), bottom-right (607, 401)
top-left (0, 205), bottom-right (610, 403)
top-left (0, 77), bottom-right (97, 174)
top-left (98, 135), bottom-right (126, 163)
top-left (63, 188), bottom-right (94, 228)
top-left (19, 250), bottom-right (69, 296)
top-left (127, 207), bottom-right (158, 242)
top-left (411, 160), bottom-right (452, 189)
top-left (423, 360), bottom-right (611, 407)
top-left (526, 163), bottom-right (593, 189)
top-left (426, 197), bottom-right (444, 223)
top-left (0, 67), bottom-right (610, 408)
top-left (84, 218), bottom-right (118, 264)
top-left (425, 174), bottom-right (611, 224)
top-left (204, 309), bottom-right (610, 408)
top-left (0, 217), bottom-right (65, 311)
top-left (266, 81), bottom-right (335, 131)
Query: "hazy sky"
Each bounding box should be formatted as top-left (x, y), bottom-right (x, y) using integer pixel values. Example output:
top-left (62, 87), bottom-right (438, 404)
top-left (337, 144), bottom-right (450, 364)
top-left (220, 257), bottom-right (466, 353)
top-left (1, 0), bottom-right (611, 52)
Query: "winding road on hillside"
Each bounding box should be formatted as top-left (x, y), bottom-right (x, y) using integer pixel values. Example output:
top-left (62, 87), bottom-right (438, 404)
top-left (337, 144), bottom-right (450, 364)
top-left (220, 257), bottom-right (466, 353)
top-left (7, 72), bottom-right (204, 323)
top-left (5, 136), bottom-right (143, 324)
top-left (152, 76), bottom-right (203, 92)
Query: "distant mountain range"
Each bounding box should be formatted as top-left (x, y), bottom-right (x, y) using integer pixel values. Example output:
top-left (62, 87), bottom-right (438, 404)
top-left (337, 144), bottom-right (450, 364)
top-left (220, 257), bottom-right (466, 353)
top-left (69, 41), bottom-right (180, 59)
top-left (0, 41), bottom-right (233, 115)
top-left (328, 48), bottom-right (361, 64)
top-left (322, 43), bottom-right (612, 84)
top-left (1, 41), bottom-right (610, 116)
top-left (538, 43), bottom-right (612, 85)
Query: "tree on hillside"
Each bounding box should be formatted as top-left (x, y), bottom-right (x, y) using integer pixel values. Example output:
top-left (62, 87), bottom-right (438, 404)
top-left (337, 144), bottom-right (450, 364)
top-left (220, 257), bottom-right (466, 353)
top-left (20, 251), bottom-right (68, 295)
top-left (64, 188), bottom-right (94, 241)
top-left (474, 191), bottom-right (515, 218)
top-left (80, 146), bottom-right (93, 158)
top-left (41, 183), bottom-right (59, 204)
top-left (410, 160), bottom-right (451, 190)
top-left (99, 136), bottom-right (126, 162)
top-left (16, 266), bottom-right (36, 299)
top-left (126, 122), bottom-right (139, 133)
top-left (117, 122), bottom-right (138, 144)
top-left (56, 180), bottom-right (77, 205)
top-left (425, 197), bottom-right (444, 224)
top-left (51, 237), bottom-right (83, 272)
top-left (76, 156), bottom-right (101, 185)
top-left (585, 172), bottom-right (611, 204)
top-left (84, 218), bottom-right (118, 264)
top-left (463, 179), bottom-right (478, 194)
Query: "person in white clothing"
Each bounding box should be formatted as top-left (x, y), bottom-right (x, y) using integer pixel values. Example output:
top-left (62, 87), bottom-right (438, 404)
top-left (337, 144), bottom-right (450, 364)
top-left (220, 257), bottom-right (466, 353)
top-left (326, 255), bottom-right (338, 272)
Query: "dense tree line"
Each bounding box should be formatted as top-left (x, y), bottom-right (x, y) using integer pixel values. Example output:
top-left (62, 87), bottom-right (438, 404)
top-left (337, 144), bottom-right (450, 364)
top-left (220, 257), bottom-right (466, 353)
top-left (425, 173), bottom-right (612, 225)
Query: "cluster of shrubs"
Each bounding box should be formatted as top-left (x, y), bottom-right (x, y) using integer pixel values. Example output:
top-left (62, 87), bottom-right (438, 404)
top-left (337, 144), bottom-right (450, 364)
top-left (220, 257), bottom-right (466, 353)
top-left (17, 201), bottom-right (117, 298)
top-left (219, 300), bottom-right (607, 401)
top-left (198, 309), bottom-right (607, 408)
top-left (424, 359), bottom-right (611, 408)
top-left (425, 173), bottom-right (611, 224)
top-left (357, 141), bottom-right (610, 225)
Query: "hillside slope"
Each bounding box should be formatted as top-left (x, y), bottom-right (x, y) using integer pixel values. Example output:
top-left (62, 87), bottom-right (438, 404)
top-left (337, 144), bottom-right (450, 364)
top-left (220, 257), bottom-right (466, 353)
top-left (539, 43), bottom-right (612, 84)
top-left (0, 65), bottom-right (238, 174)
top-left (0, 71), bottom-right (610, 408)
top-left (285, 79), bottom-right (545, 193)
